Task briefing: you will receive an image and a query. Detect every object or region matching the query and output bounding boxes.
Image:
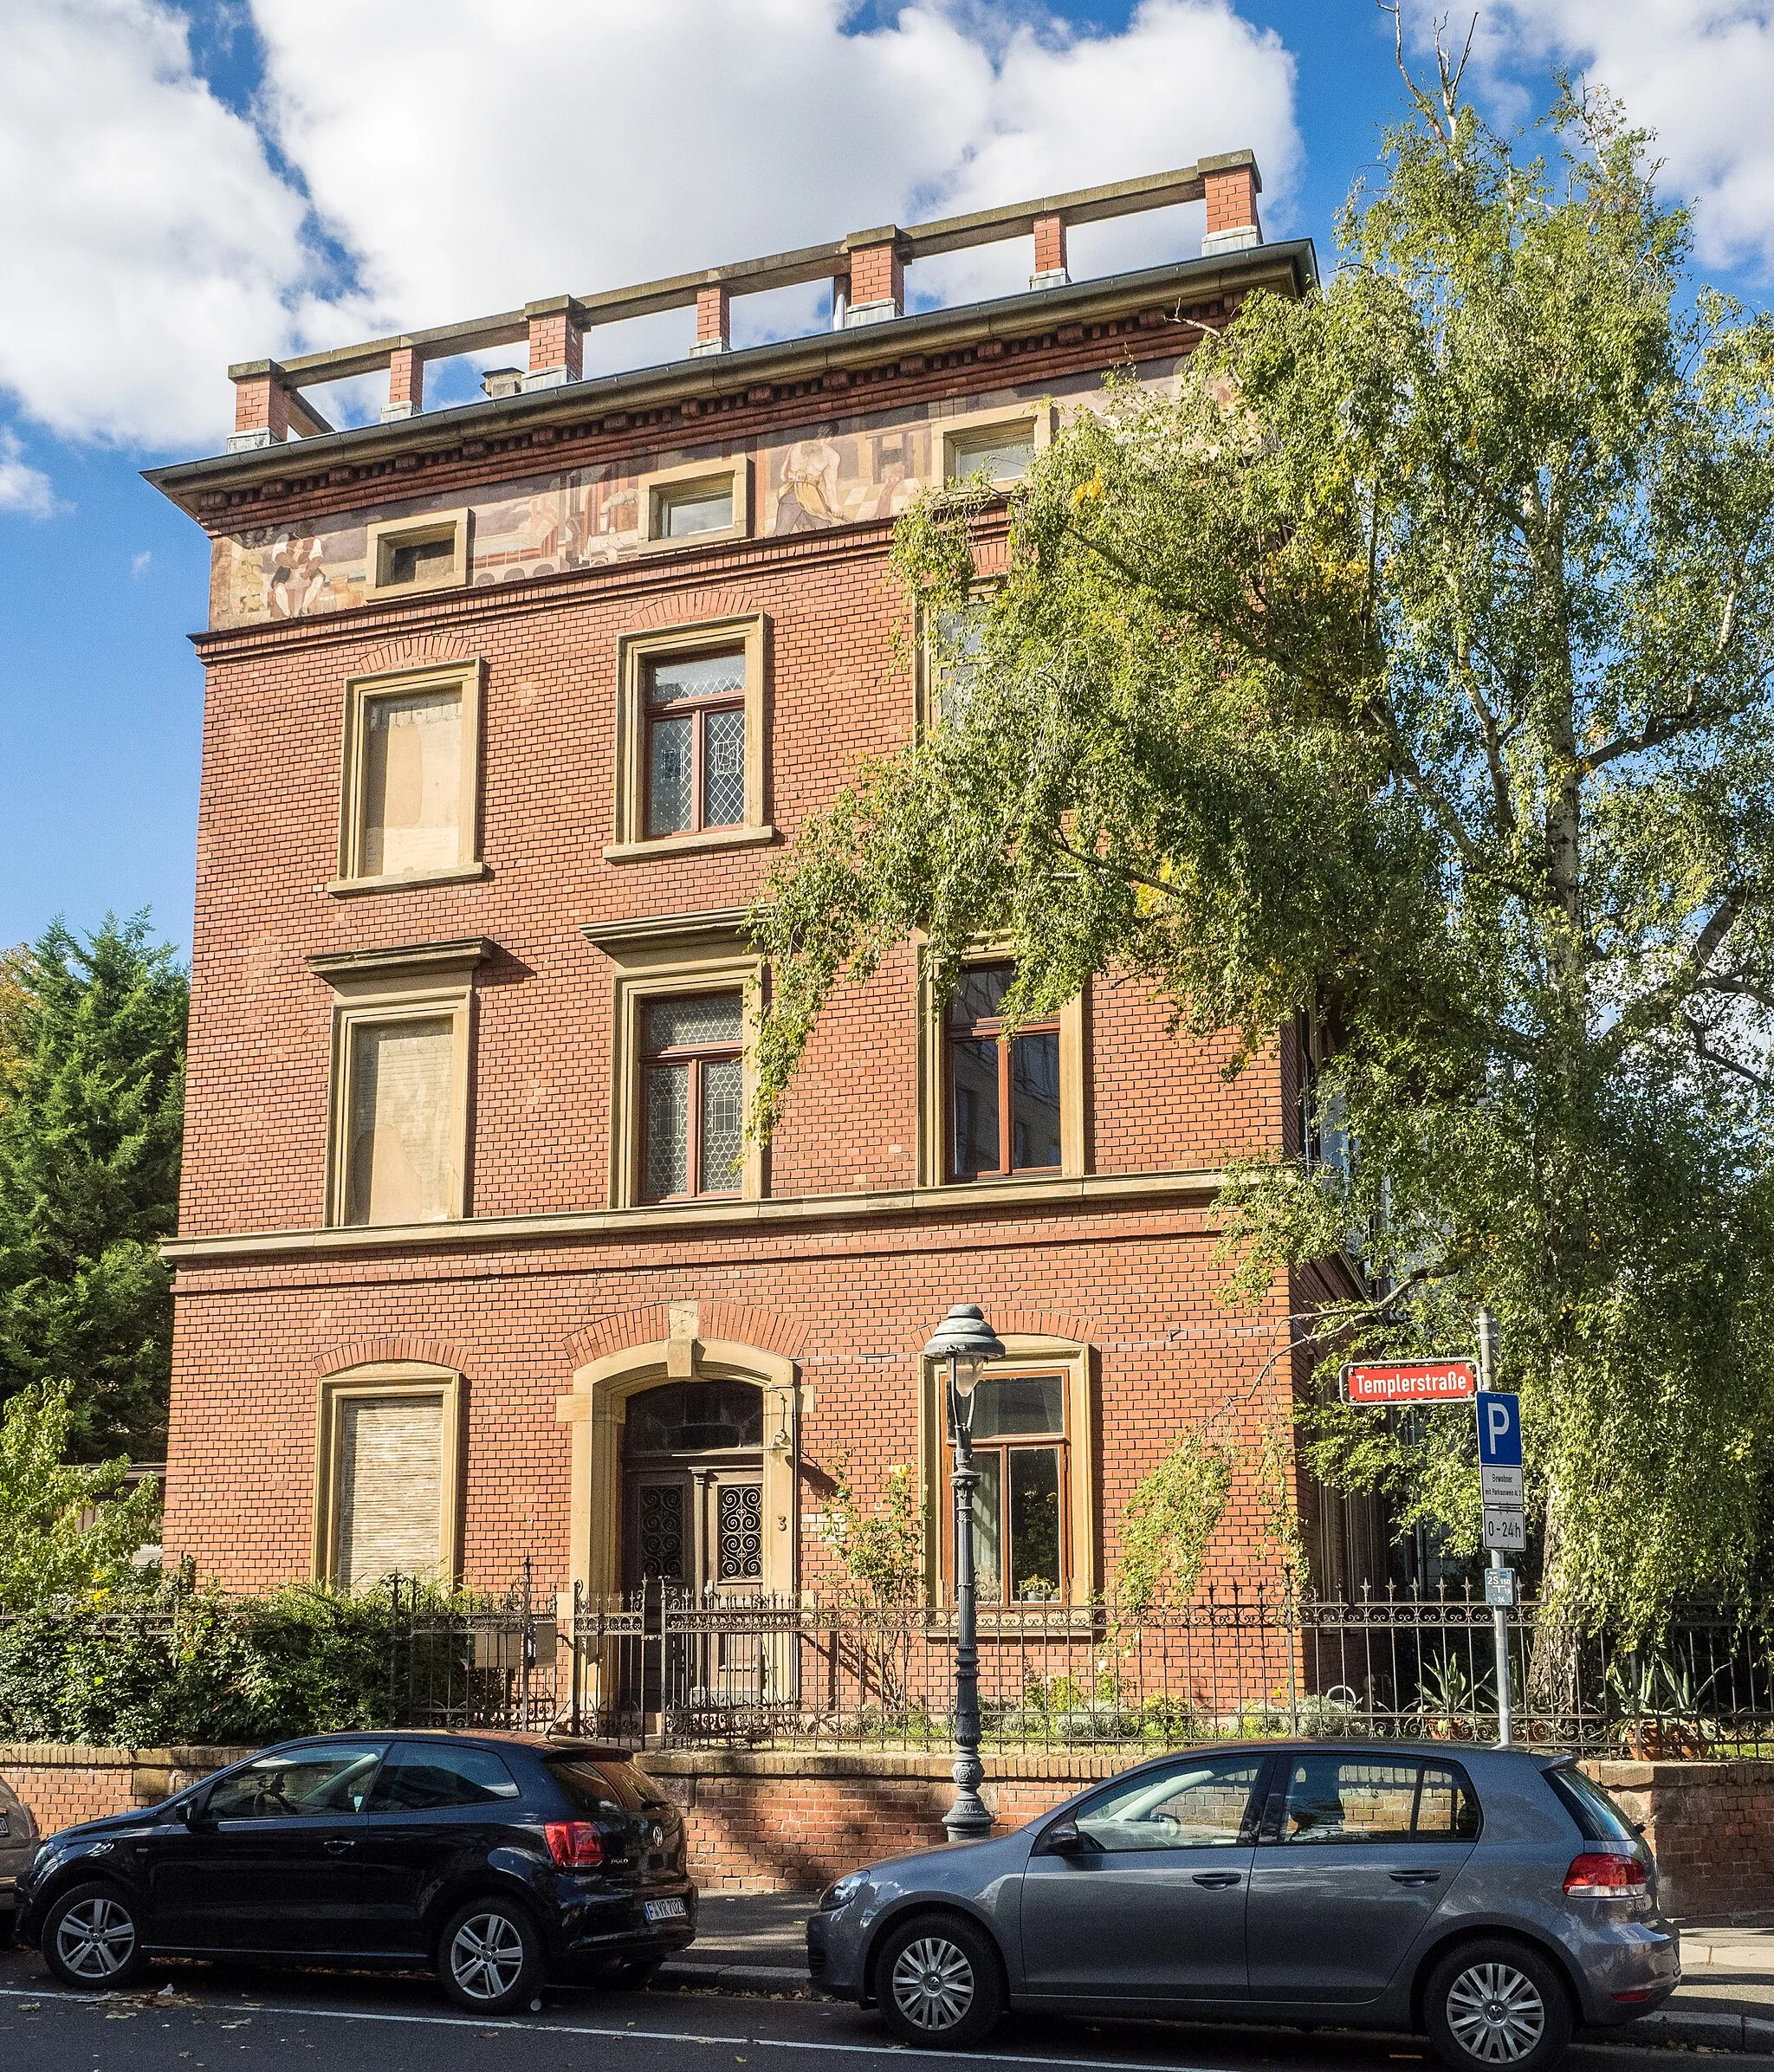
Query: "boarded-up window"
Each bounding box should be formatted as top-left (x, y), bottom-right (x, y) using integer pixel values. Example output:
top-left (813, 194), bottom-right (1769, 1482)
top-left (346, 1017), bottom-right (457, 1224)
top-left (360, 689), bottom-right (463, 877)
top-left (333, 1394), bottom-right (444, 1589)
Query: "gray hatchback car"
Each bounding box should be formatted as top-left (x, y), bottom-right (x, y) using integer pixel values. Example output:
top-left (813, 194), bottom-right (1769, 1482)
top-left (807, 1740), bottom-right (1679, 2067)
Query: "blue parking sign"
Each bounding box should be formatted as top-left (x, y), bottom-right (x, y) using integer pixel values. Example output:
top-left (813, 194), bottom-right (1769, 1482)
top-left (1476, 1391), bottom-right (1522, 1468)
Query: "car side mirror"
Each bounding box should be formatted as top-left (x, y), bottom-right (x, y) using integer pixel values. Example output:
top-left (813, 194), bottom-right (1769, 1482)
top-left (178, 1795), bottom-right (210, 1829)
top-left (1039, 1820), bottom-right (1091, 1857)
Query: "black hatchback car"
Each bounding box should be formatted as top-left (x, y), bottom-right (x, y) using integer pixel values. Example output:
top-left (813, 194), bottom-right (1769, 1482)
top-left (15, 1732), bottom-right (696, 2013)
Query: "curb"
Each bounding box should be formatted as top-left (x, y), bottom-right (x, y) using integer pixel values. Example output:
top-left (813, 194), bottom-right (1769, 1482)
top-left (652, 1965), bottom-right (1774, 2053)
top-left (657, 1959), bottom-right (813, 1996)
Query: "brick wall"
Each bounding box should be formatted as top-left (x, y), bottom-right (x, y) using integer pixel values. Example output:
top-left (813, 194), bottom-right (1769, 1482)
top-left (7, 1745), bottom-right (1769, 1913)
top-left (1588, 1759), bottom-right (1774, 1919)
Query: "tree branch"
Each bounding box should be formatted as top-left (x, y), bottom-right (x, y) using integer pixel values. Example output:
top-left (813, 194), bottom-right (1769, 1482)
top-left (1598, 891), bottom-right (1744, 1061)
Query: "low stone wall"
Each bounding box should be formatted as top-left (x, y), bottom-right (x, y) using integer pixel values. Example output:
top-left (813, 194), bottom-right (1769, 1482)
top-left (1587, 1760), bottom-right (1774, 1920)
top-left (3, 1743), bottom-right (1769, 1913)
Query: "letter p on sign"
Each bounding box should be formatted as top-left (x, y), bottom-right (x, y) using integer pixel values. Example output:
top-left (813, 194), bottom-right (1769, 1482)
top-left (1476, 1392), bottom-right (1522, 1468)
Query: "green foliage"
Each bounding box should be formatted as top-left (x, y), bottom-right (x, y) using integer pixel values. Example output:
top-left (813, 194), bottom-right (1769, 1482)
top-left (0, 1577), bottom-right (468, 1745)
top-left (0, 914), bottom-right (187, 1456)
top-left (748, 57), bottom-right (1774, 1639)
top-left (1117, 1429), bottom-right (1234, 1611)
top-left (0, 1379), bottom-right (159, 1608)
top-left (813, 1457), bottom-right (926, 1603)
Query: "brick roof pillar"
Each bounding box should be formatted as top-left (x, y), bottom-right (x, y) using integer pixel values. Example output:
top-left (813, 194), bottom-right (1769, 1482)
top-left (227, 362), bottom-right (289, 451)
top-left (1031, 211), bottom-right (1070, 289)
top-left (842, 230), bottom-right (905, 327)
top-left (524, 297), bottom-right (584, 392)
top-left (382, 343), bottom-right (424, 422)
top-left (1201, 153), bottom-right (1263, 256)
top-left (692, 282), bottom-right (730, 358)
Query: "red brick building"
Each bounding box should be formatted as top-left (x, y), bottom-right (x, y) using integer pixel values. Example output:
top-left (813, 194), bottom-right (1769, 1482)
top-left (148, 154), bottom-right (1379, 1616)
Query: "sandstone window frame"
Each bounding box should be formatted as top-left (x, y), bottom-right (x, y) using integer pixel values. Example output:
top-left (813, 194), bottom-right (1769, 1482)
top-left (597, 928), bottom-right (766, 1210)
top-left (310, 939), bottom-right (487, 1229)
top-left (916, 1335), bottom-right (1096, 1607)
top-left (916, 946), bottom-right (1086, 1188)
top-left (638, 456), bottom-right (751, 552)
top-left (312, 1362), bottom-right (463, 1589)
top-left (938, 401), bottom-right (1052, 491)
top-left (363, 507), bottom-right (472, 601)
top-left (332, 659), bottom-right (486, 895)
top-left (606, 614), bottom-right (771, 861)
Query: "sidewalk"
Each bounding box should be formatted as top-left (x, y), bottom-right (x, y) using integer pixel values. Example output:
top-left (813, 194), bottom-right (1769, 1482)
top-left (659, 1898), bottom-right (1774, 2051)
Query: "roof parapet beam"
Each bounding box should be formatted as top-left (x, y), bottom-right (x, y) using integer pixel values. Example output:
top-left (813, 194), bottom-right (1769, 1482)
top-left (226, 151), bottom-right (1264, 442)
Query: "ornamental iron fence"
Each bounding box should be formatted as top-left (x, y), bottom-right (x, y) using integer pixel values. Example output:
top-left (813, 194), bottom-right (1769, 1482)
top-left (384, 1577), bottom-right (1774, 1758)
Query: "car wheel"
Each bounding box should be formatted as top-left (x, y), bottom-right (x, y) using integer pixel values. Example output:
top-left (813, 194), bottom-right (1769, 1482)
top-left (42, 1881), bottom-right (148, 1991)
top-left (437, 1897), bottom-right (542, 2015)
top-left (1426, 1939), bottom-right (1573, 2072)
top-left (875, 1913), bottom-right (1004, 2051)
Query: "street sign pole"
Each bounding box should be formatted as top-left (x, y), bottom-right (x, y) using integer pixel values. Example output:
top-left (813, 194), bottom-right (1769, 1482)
top-left (1476, 1309), bottom-right (1513, 1746)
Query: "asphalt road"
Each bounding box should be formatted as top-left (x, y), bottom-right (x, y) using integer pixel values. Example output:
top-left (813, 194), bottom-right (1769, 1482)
top-left (0, 1940), bottom-right (1732, 2072)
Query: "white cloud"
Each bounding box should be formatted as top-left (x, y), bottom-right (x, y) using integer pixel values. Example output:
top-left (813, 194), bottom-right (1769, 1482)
top-left (1450, 2), bottom-right (1774, 275)
top-left (0, 0), bottom-right (1302, 451)
top-left (131, 549), bottom-right (153, 576)
top-left (0, 429), bottom-right (61, 516)
top-left (0, 0), bottom-right (340, 449)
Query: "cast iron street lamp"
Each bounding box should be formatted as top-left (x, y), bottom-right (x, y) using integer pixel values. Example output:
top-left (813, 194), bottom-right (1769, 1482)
top-left (923, 1301), bottom-right (1006, 1842)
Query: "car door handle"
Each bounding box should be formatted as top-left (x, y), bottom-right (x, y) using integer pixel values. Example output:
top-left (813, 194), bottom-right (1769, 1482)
top-left (1389, 1870), bottom-right (1441, 1884)
top-left (322, 1839), bottom-right (356, 1855)
top-left (1193, 1871), bottom-right (1243, 1887)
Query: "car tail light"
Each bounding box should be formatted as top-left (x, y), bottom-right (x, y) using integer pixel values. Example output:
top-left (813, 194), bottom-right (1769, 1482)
top-left (1564, 1851), bottom-right (1647, 1897)
top-left (545, 1821), bottom-right (605, 1870)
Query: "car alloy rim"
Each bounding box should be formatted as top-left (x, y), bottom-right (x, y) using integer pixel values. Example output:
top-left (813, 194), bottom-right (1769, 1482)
top-left (55, 1896), bottom-right (137, 1979)
top-left (1447, 1961), bottom-right (1547, 2062)
top-left (450, 1912), bottom-right (526, 2001)
top-left (890, 1935), bottom-right (975, 2031)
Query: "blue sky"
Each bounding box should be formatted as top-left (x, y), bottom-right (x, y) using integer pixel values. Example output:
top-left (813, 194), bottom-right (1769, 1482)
top-left (4, 0), bottom-right (1772, 957)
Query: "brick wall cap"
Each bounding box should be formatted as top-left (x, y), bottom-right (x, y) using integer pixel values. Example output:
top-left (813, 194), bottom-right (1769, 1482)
top-left (1198, 149), bottom-right (1263, 191)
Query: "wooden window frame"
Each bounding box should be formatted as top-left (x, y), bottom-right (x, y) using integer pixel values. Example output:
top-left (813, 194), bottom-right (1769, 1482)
top-left (638, 456), bottom-right (750, 552)
top-left (916, 948), bottom-right (1086, 1188)
top-left (643, 651), bottom-right (748, 839)
top-left (938, 403), bottom-right (1052, 490)
top-left (609, 615), bottom-right (770, 860)
top-left (917, 1338), bottom-right (1097, 1608)
top-left (638, 993), bottom-right (746, 1205)
top-left (944, 965), bottom-right (1064, 1182)
top-left (605, 942), bottom-right (766, 1209)
top-left (333, 659), bottom-right (485, 894)
top-left (363, 508), bottom-right (472, 600)
top-left (313, 1362), bottom-right (463, 1588)
top-left (312, 940), bottom-right (486, 1229)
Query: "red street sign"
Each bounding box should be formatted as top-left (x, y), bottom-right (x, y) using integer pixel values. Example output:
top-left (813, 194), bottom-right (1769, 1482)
top-left (1343, 1360), bottom-right (1478, 1405)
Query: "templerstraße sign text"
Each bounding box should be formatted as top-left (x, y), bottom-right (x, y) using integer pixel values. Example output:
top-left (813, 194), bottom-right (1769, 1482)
top-left (1342, 1360), bottom-right (1479, 1405)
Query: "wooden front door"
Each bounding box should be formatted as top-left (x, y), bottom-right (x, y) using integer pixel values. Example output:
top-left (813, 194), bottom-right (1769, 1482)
top-left (621, 1465), bottom-right (764, 1598)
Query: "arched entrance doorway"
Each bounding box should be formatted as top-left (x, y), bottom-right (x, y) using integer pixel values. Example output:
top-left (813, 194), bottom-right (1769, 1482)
top-left (620, 1378), bottom-right (764, 1600)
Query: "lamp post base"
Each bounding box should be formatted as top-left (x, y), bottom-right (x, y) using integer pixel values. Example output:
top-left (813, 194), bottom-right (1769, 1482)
top-left (943, 1751), bottom-right (994, 1842)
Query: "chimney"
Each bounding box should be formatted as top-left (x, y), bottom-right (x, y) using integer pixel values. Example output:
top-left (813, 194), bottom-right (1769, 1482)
top-left (524, 296), bottom-right (584, 391)
top-left (382, 343), bottom-right (424, 422)
top-left (691, 282), bottom-right (730, 358)
top-left (1201, 152), bottom-right (1263, 256)
top-left (842, 229), bottom-right (905, 327)
top-left (1031, 211), bottom-right (1070, 290)
top-left (227, 362), bottom-right (289, 450)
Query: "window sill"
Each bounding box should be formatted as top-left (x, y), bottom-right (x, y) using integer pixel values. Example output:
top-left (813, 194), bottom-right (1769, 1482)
top-left (603, 826), bottom-right (776, 863)
top-left (636, 525), bottom-right (750, 556)
top-left (327, 864), bottom-right (489, 896)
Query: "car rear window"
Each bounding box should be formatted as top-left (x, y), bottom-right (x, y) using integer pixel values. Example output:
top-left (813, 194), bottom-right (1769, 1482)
top-left (1547, 1765), bottom-right (1639, 1842)
top-left (546, 1757), bottom-right (667, 1815)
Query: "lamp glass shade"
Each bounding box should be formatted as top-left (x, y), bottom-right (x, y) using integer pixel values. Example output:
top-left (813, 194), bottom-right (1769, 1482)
top-left (950, 1353), bottom-right (984, 1399)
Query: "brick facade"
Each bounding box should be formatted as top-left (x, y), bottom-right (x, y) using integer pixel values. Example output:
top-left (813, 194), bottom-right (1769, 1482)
top-left (152, 174), bottom-right (1351, 1610)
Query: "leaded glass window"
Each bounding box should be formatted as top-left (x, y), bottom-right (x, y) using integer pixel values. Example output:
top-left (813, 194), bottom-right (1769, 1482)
top-left (640, 992), bottom-right (745, 1201)
top-left (644, 649), bottom-right (747, 837)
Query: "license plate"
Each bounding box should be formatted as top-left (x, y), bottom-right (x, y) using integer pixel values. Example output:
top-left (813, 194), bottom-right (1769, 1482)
top-left (644, 1897), bottom-right (688, 1923)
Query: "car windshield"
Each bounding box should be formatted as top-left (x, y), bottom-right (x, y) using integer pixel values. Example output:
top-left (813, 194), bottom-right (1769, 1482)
top-left (1547, 1765), bottom-right (1639, 1843)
